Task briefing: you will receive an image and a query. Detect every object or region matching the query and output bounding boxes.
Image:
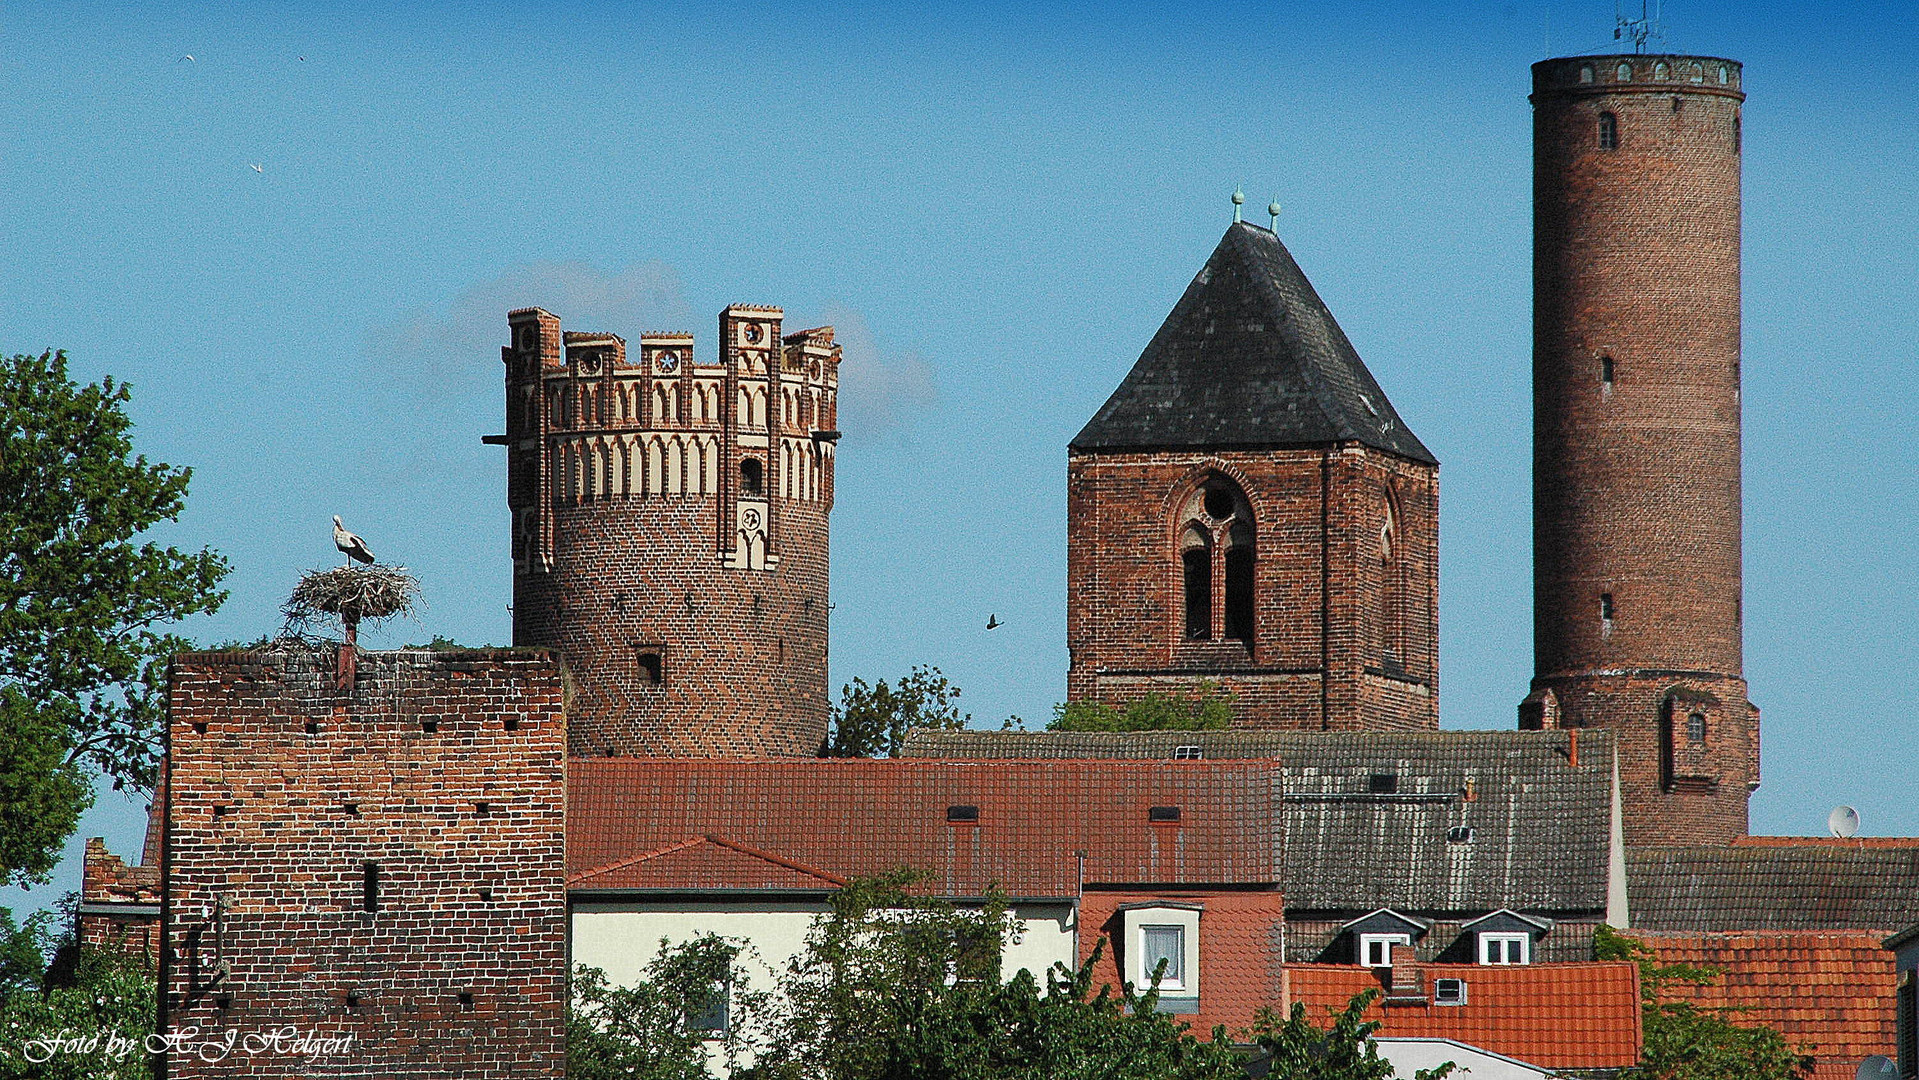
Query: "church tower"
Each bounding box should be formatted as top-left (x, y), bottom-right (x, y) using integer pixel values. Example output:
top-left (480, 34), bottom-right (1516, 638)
top-left (1523, 55), bottom-right (1754, 844)
top-left (1068, 221), bottom-right (1439, 731)
top-left (494, 305), bottom-right (839, 756)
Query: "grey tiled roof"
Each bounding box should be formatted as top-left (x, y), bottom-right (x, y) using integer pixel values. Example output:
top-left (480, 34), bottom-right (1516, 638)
top-left (903, 728), bottom-right (1612, 915)
top-left (1070, 222), bottom-right (1435, 464)
top-left (1628, 843), bottom-right (1919, 932)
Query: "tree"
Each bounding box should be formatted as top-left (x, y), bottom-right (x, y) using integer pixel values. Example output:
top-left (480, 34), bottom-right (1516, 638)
top-left (747, 871), bottom-right (1245, 1080)
top-left (0, 350), bottom-right (228, 886)
top-left (568, 936), bottom-right (772, 1080)
top-left (1594, 925), bottom-right (1811, 1080)
top-left (1049, 682), bottom-right (1235, 733)
top-left (823, 666), bottom-right (968, 758)
top-left (1249, 990), bottom-right (1453, 1080)
top-left (0, 903), bottom-right (155, 1080)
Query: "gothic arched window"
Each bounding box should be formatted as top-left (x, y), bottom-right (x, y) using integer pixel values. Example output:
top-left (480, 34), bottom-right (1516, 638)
top-left (1176, 475), bottom-right (1255, 645)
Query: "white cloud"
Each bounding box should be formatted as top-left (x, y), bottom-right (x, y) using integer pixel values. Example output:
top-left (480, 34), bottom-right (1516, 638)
top-left (817, 303), bottom-right (937, 436)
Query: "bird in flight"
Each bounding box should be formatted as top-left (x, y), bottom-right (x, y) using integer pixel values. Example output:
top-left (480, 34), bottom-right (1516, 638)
top-left (178, 54), bottom-right (194, 62)
top-left (332, 516), bottom-right (376, 565)
top-left (985, 614), bottom-right (1002, 630)
top-left (249, 163), bottom-right (263, 173)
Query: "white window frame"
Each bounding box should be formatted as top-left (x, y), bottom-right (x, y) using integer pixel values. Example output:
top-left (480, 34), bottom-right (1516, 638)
top-left (1121, 905), bottom-right (1201, 999)
top-left (1359, 933), bottom-right (1411, 968)
top-left (1479, 932), bottom-right (1530, 965)
top-left (1433, 977), bottom-right (1468, 1005)
top-left (1139, 925), bottom-right (1186, 990)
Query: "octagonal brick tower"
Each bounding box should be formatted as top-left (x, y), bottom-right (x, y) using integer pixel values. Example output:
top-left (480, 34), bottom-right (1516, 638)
top-left (494, 305), bottom-right (839, 757)
top-left (1523, 54), bottom-right (1753, 845)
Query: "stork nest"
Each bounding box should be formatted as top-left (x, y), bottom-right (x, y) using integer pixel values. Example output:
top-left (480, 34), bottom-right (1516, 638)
top-left (283, 565), bottom-right (421, 634)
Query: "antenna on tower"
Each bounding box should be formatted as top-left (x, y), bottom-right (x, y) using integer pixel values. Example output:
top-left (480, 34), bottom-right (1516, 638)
top-left (1614, 0), bottom-right (1664, 54)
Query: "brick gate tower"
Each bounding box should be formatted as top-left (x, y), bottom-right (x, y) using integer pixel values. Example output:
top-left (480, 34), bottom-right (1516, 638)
top-left (493, 306), bottom-right (839, 756)
top-left (1522, 55), bottom-right (1753, 844)
top-left (1068, 221), bottom-right (1439, 731)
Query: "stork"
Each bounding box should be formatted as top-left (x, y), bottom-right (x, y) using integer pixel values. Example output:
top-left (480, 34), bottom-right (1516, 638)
top-left (332, 515), bottom-right (375, 565)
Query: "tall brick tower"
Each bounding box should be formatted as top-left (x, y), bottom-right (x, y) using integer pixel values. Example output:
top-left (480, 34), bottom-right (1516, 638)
top-left (494, 306), bottom-right (839, 757)
top-left (1068, 222), bottom-right (1439, 731)
top-left (1523, 55), bottom-right (1753, 844)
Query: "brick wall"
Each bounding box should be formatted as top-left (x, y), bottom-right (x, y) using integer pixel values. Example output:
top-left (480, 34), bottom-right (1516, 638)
top-left (1067, 443), bottom-right (1437, 731)
top-left (159, 648), bottom-right (567, 1079)
top-left (502, 307), bottom-right (836, 757)
top-left (1528, 55), bottom-right (1752, 843)
top-left (78, 836), bottom-right (161, 961)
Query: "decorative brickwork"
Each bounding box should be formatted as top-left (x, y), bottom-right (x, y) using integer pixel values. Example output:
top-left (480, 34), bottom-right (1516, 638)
top-left (1526, 54), bottom-right (1753, 844)
top-left (159, 648), bottom-right (567, 1079)
top-left (1068, 445), bottom-right (1438, 730)
top-left (499, 306), bottom-right (837, 757)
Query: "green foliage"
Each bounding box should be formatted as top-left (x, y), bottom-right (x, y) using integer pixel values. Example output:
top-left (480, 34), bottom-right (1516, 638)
top-left (402, 635), bottom-right (483, 651)
top-left (0, 694), bottom-right (91, 887)
top-left (824, 666), bottom-right (969, 757)
top-left (0, 350), bottom-right (228, 885)
top-left (1594, 925), bottom-right (1811, 1080)
top-left (0, 907), bottom-right (154, 1080)
top-left (568, 936), bottom-right (771, 1080)
top-left (1249, 990), bottom-right (1453, 1080)
top-left (746, 871), bottom-right (1244, 1080)
top-left (1048, 682), bottom-right (1235, 733)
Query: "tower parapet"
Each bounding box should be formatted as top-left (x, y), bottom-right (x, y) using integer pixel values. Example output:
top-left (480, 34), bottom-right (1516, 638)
top-left (1525, 54), bottom-right (1753, 844)
top-left (497, 305), bottom-right (839, 757)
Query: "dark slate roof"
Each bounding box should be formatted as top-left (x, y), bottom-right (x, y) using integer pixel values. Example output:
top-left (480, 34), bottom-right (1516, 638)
top-left (1070, 222), bottom-right (1435, 464)
top-left (902, 729), bottom-right (1612, 915)
top-left (900, 729), bottom-right (1291, 760)
top-left (1628, 841), bottom-right (1919, 932)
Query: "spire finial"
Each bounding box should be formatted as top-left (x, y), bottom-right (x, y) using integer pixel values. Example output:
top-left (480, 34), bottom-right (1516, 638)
top-left (1268, 198), bottom-right (1282, 231)
top-left (1231, 187), bottom-right (1244, 223)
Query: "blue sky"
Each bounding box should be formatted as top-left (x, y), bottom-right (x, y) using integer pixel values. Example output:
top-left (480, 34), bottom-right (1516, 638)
top-left (3, 1), bottom-right (1916, 913)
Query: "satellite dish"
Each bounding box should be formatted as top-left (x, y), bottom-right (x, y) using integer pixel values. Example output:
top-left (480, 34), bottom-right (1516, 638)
top-left (1828, 805), bottom-right (1861, 839)
top-left (1856, 1056), bottom-right (1897, 1080)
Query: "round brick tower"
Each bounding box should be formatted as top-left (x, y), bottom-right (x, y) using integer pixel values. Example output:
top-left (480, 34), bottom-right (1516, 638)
top-left (1522, 55), bottom-right (1753, 845)
top-left (496, 305), bottom-right (839, 757)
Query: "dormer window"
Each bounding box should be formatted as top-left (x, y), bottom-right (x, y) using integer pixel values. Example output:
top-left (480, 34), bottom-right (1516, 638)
top-left (1360, 933), bottom-right (1411, 968)
top-left (1479, 933), bottom-right (1530, 964)
top-left (1117, 902), bottom-right (1202, 1013)
top-left (1461, 909), bottom-right (1552, 965)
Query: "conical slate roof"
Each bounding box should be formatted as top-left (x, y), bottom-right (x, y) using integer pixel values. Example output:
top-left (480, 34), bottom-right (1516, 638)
top-left (1071, 222), bottom-right (1435, 464)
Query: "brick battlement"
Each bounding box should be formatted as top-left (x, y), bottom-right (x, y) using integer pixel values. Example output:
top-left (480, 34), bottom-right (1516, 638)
top-left (159, 647), bottom-right (567, 1078)
top-left (498, 305), bottom-right (836, 756)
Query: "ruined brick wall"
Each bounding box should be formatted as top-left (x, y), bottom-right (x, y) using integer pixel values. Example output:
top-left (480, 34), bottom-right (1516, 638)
top-left (79, 836), bottom-right (161, 960)
top-left (501, 307), bottom-right (836, 757)
top-left (1527, 55), bottom-right (1752, 844)
top-left (1067, 443), bottom-right (1437, 731)
top-left (159, 648), bottom-right (567, 1079)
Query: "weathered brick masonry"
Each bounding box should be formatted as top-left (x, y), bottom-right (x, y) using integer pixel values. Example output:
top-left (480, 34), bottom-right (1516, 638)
top-left (1067, 222), bottom-right (1439, 731)
top-left (160, 648), bottom-right (566, 1079)
top-left (1067, 445), bottom-right (1437, 730)
top-left (1525, 55), bottom-right (1753, 844)
top-left (498, 306), bottom-right (837, 757)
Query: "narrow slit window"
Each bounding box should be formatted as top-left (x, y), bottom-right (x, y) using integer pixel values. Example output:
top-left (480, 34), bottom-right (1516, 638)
top-left (1182, 543), bottom-right (1211, 641)
top-left (740, 458), bottom-right (764, 496)
top-left (1224, 545), bottom-right (1255, 642)
top-left (362, 862), bottom-right (380, 913)
top-left (1601, 355), bottom-right (1615, 385)
top-left (1600, 593), bottom-right (1615, 622)
top-left (1598, 112), bottom-right (1619, 150)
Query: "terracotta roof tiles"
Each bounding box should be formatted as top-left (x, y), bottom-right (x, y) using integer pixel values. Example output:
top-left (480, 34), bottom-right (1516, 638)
top-left (1281, 962), bottom-right (1642, 1069)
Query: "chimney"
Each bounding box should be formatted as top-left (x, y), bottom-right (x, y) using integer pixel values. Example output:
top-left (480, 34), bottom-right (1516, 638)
top-left (1383, 943), bottom-right (1428, 1005)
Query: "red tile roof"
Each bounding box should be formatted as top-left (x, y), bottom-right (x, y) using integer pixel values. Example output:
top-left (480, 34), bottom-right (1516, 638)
top-left (1281, 963), bottom-right (1642, 1069)
top-left (569, 834), bottom-right (847, 891)
top-left (1734, 837), bottom-right (1919, 850)
top-left (1077, 889), bottom-right (1286, 1036)
top-left (1625, 930), bottom-right (1896, 1070)
top-left (567, 757), bottom-right (1281, 898)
